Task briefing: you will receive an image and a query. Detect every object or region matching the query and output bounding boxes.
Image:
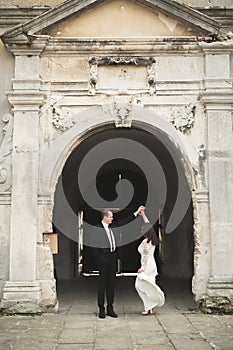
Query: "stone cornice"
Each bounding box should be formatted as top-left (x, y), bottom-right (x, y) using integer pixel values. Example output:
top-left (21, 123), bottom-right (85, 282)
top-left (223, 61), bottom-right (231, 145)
top-left (0, 6), bottom-right (50, 29)
top-left (0, 5), bottom-right (229, 32)
top-left (4, 35), bottom-right (49, 56)
top-left (197, 8), bottom-right (233, 31)
top-left (200, 92), bottom-right (233, 111)
top-left (42, 37), bottom-right (201, 56)
top-left (4, 35), bottom-right (233, 57)
top-left (137, 0), bottom-right (221, 33)
top-left (7, 91), bottom-right (46, 112)
top-left (199, 38), bottom-right (233, 53)
top-left (1, 0), bottom-right (221, 43)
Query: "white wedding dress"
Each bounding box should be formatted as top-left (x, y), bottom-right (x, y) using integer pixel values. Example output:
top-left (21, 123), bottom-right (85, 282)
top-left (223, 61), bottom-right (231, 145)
top-left (135, 238), bottom-right (165, 311)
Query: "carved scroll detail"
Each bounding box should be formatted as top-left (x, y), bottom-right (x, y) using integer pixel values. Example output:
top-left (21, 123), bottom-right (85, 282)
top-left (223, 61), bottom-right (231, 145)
top-left (0, 113), bottom-right (13, 192)
top-left (89, 56), bottom-right (155, 66)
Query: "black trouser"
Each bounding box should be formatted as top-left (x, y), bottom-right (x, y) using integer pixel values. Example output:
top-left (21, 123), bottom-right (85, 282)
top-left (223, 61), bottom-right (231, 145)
top-left (97, 251), bottom-right (117, 310)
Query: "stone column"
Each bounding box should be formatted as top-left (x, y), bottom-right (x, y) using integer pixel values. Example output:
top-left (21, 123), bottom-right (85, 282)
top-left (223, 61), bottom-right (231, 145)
top-left (192, 190), bottom-right (211, 301)
top-left (1, 41), bottom-right (47, 313)
top-left (200, 43), bottom-right (233, 313)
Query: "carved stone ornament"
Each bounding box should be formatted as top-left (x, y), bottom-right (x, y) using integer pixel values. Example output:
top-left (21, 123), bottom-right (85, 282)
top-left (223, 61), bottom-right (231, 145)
top-left (170, 104), bottom-right (196, 134)
top-left (0, 113), bottom-right (13, 192)
top-left (88, 56), bottom-right (156, 96)
top-left (198, 144), bottom-right (206, 161)
top-left (197, 144), bottom-right (206, 189)
top-left (103, 97), bottom-right (134, 128)
top-left (52, 106), bottom-right (76, 132)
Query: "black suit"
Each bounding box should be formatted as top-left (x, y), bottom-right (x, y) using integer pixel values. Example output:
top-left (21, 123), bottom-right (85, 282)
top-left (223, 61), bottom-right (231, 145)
top-left (91, 214), bottom-right (136, 310)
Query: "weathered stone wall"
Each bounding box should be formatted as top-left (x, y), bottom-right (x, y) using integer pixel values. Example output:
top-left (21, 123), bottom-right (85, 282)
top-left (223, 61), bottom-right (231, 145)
top-left (0, 0), bottom-right (232, 314)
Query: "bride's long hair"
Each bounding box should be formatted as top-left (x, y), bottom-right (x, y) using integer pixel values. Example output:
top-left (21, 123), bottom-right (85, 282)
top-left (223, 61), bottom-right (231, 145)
top-left (141, 223), bottom-right (159, 246)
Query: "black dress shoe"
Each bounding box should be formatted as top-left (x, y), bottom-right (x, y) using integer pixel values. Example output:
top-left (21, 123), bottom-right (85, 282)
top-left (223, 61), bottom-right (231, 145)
top-left (99, 308), bottom-right (106, 319)
top-left (107, 310), bottom-right (118, 318)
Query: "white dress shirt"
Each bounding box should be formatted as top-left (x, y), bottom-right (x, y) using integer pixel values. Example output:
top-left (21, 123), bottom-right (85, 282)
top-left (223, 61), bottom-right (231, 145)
top-left (102, 221), bottom-right (116, 252)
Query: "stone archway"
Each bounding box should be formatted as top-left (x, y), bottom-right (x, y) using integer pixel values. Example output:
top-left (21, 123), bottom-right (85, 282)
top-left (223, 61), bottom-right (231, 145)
top-left (37, 104), bottom-right (210, 310)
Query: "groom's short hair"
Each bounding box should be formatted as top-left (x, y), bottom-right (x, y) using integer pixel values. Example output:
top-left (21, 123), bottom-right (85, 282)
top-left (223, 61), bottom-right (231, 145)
top-left (101, 209), bottom-right (111, 219)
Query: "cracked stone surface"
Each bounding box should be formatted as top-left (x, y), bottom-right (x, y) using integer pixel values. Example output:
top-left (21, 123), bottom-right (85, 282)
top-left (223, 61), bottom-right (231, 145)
top-left (0, 277), bottom-right (232, 350)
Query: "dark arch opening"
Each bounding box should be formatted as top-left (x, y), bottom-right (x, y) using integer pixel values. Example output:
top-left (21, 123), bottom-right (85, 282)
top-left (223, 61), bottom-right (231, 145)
top-left (52, 125), bottom-right (194, 305)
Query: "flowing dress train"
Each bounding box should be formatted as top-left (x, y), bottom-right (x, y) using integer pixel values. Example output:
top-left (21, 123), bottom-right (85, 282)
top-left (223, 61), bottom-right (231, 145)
top-left (135, 238), bottom-right (165, 311)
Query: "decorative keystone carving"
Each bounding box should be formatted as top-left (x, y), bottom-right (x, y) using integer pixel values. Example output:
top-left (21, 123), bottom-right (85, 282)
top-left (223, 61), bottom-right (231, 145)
top-left (88, 56), bottom-right (156, 96)
top-left (114, 101), bottom-right (132, 128)
top-left (170, 104), bottom-right (196, 134)
top-left (103, 97), bottom-right (134, 128)
top-left (0, 113), bottom-right (13, 192)
top-left (52, 106), bottom-right (76, 132)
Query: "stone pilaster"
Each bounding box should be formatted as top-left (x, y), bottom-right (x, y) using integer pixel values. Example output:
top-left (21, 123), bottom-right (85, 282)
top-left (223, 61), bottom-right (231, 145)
top-left (0, 37), bottom-right (47, 312)
top-left (200, 87), bottom-right (233, 313)
top-left (0, 91), bottom-right (45, 314)
top-left (198, 41), bottom-right (233, 313)
top-left (192, 190), bottom-right (211, 301)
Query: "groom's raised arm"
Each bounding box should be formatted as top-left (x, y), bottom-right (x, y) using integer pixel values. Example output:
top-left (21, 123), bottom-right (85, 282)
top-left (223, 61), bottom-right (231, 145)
top-left (112, 205), bottom-right (145, 227)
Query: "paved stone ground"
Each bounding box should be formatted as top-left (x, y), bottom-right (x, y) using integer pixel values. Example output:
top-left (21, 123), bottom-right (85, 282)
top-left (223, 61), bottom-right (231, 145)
top-left (0, 277), bottom-right (232, 350)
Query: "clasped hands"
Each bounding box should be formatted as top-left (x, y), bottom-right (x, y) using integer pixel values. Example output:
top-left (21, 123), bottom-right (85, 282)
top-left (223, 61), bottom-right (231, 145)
top-left (135, 205), bottom-right (145, 217)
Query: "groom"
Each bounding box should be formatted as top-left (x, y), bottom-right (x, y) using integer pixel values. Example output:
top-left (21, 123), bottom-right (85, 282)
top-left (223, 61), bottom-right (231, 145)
top-left (91, 206), bottom-right (145, 319)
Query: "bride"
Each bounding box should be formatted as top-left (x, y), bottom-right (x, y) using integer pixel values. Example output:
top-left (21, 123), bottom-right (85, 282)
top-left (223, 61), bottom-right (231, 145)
top-left (135, 210), bottom-right (165, 315)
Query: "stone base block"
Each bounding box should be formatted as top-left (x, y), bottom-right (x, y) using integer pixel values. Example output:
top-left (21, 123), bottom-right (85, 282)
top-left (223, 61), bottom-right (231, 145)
top-left (207, 276), bottom-right (233, 297)
top-left (0, 281), bottom-right (42, 315)
top-left (0, 300), bottom-right (43, 315)
top-left (198, 277), bottom-right (233, 314)
top-left (2, 281), bottom-right (41, 301)
top-left (199, 296), bottom-right (233, 314)
top-left (0, 280), bottom-right (59, 314)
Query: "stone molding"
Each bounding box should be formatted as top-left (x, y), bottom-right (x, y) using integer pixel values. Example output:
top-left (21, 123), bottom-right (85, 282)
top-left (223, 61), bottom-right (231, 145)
top-left (199, 39), bottom-right (233, 53)
top-left (42, 37), bottom-right (201, 56)
top-left (0, 6), bottom-right (50, 29)
top-left (0, 6), bottom-right (231, 33)
top-left (195, 190), bottom-right (209, 203)
top-left (2, 281), bottom-right (41, 301)
top-left (88, 56), bottom-right (156, 96)
top-left (12, 78), bottom-right (42, 91)
top-left (208, 276), bottom-right (233, 291)
top-left (3, 36), bottom-right (49, 56)
top-left (7, 92), bottom-right (46, 112)
top-left (0, 192), bottom-right (11, 205)
top-left (37, 195), bottom-right (53, 206)
top-left (200, 92), bottom-right (233, 111)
